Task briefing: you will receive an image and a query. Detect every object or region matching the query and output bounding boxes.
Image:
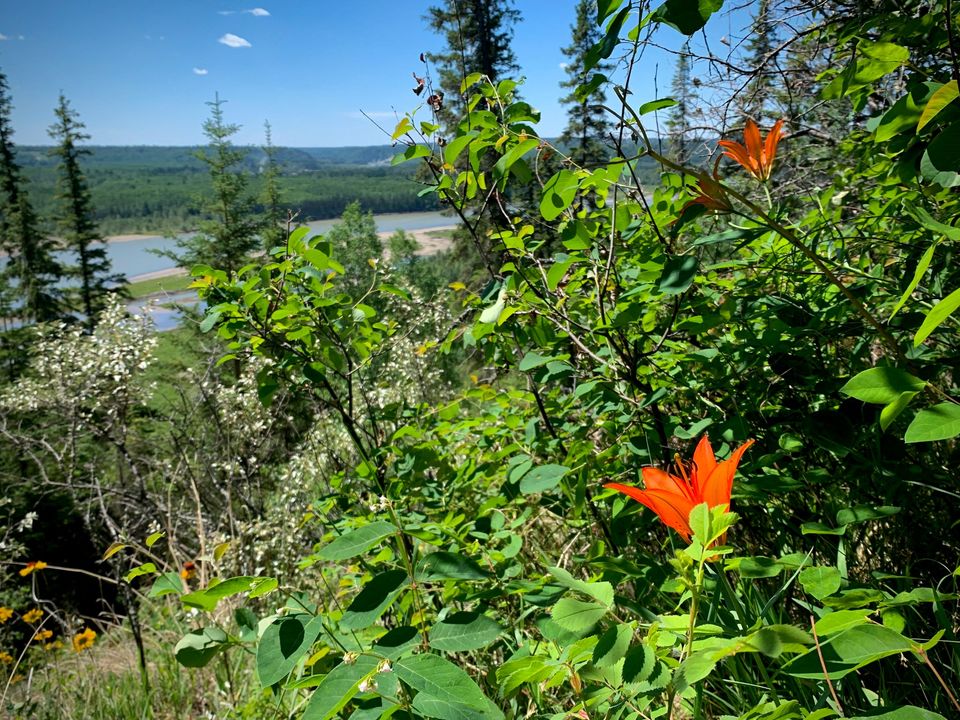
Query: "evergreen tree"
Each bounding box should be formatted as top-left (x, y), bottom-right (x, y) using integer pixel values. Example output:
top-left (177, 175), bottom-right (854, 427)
top-left (260, 120), bottom-right (286, 252)
top-left (170, 95), bottom-right (260, 275)
top-left (425, 0), bottom-right (521, 134)
top-left (667, 42), bottom-right (696, 163)
top-left (741, 0), bottom-right (777, 123)
top-left (48, 94), bottom-right (123, 327)
top-left (326, 201), bottom-right (383, 299)
top-left (0, 70), bottom-right (61, 323)
top-left (559, 0), bottom-right (613, 168)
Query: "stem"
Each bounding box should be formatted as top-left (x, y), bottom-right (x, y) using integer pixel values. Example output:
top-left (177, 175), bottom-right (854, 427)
top-left (918, 647), bottom-right (960, 714)
top-left (810, 614), bottom-right (844, 716)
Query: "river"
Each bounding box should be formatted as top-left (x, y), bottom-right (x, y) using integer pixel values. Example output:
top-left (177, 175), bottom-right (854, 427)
top-left (92, 210), bottom-right (453, 280)
top-left (121, 210), bottom-right (453, 331)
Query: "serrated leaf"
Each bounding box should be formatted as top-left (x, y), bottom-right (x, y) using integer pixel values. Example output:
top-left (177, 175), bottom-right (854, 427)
top-left (550, 598), bottom-right (607, 636)
top-left (593, 625), bottom-right (633, 667)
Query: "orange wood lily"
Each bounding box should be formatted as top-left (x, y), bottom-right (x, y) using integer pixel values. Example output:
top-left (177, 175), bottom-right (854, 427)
top-left (718, 119), bottom-right (784, 181)
top-left (684, 173), bottom-right (733, 213)
top-left (605, 435), bottom-right (753, 543)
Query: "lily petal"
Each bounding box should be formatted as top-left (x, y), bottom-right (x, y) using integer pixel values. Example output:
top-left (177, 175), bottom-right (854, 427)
top-left (606, 482), bottom-right (695, 541)
top-left (700, 439), bottom-right (754, 510)
top-left (642, 466), bottom-right (695, 502)
top-left (743, 120), bottom-right (763, 169)
top-left (692, 434), bottom-right (717, 497)
top-left (762, 119), bottom-right (784, 177)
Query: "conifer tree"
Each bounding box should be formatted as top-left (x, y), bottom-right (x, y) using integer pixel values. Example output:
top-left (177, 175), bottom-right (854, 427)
top-left (48, 94), bottom-right (122, 327)
top-left (425, 0), bottom-right (521, 134)
top-left (0, 71), bottom-right (61, 323)
top-left (741, 0), bottom-right (777, 123)
top-left (559, 0), bottom-right (613, 168)
top-left (170, 95), bottom-right (260, 276)
top-left (326, 201), bottom-right (382, 299)
top-left (260, 120), bottom-right (286, 252)
top-left (667, 42), bottom-right (696, 163)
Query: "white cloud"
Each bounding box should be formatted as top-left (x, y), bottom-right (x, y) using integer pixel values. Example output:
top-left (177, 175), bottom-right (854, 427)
top-left (193, 67), bottom-right (209, 75)
top-left (0, 33), bottom-right (8, 41)
top-left (17, 35), bottom-right (24, 40)
top-left (218, 10), bottom-right (235, 14)
top-left (559, 62), bottom-right (568, 70)
top-left (245, 7), bottom-right (270, 16)
top-left (218, 33), bottom-right (251, 48)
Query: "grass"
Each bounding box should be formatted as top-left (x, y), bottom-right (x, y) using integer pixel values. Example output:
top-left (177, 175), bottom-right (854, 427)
top-left (126, 272), bottom-right (192, 300)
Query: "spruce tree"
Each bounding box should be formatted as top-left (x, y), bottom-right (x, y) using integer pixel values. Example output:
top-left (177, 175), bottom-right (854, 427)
top-left (666, 42), bottom-right (696, 163)
top-left (170, 95), bottom-right (260, 275)
top-left (48, 94), bottom-right (122, 327)
top-left (741, 0), bottom-right (777, 123)
top-left (260, 121), bottom-right (286, 253)
top-left (0, 70), bottom-right (61, 323)
top-left (559, 0), bottom-right (613, 168)
top-left (425, 0), bottom-right (521, 134)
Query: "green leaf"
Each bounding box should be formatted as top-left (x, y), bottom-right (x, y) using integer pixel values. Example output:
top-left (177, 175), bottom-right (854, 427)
top-left (340, 569), bottom-right (409, 630)
top-left (785, 624), bottom-right (914, 679)
top-left (318, 521), bottom-right (397, 562)
top-left (850, 708), bottom-right (947, 720)
top-left (478, 285), bottom-right (507, 324)
top-left (890, 242), bottom-right (937, 320)
top-left (174, 626), bottom-right (227, 668)
top-left (814, 609), bottom-right (872, 636)
top-left (653, 0), bottom-right (724, 35)
top-left (907, 204), bottom-right (960, 242)
top-left (518, 351), bottom-right (554, 372)
top-left (745, 625), bottom-right (812, 657)
top-left (540, 169), bottom-right (579, 221)
top-left (145, 531), bottom-right (165, 548)
top-left (904, 402), bottom-right (960, 443)
top-left (921, 122), bottom-right (960, 187)
top-left (836, 505), bottom-right (900, 526)
top-left (880, 391), bottom-right (918, 431)
top-left (638, 98), bottom-right (677, 114)
top-left (658, 255), bottom-right (698, 295)
top-left (416, 552), bottom-right (489, 581)
top-left (518, 464), bottom-right (570, 494)
top-left (148, 572), bottom-right (184, 598)
top-left (799, 566), bottom-right (841, 600)
top-left (493, 138), bottom-right (539, 181)
top-left (550, 598), bottom-right (607, 636)
top-left (914, 286), bottom-right (960, 346)
top-left (257, 615), bottom-right (325, 687)
top-left (429, 612), bottom-right (503, 652)
top-left (839, 367), bottom-right (926, 404)
top-left (918, 80), bottom-right (959, 131)
top-left (593, 625), bottom-right (633, 667)
top-left (548, 566), bottom-right (614, 607)
top-left (392, 144), bottom-right (431, 165)
top-left (395, 654), bottom-right (489, 711)
top-left (585, 6), bottom-right (630, 70)
top-left (302, 655), bottom-right (379, 720)
top-left (737, 557), bottom-right (783, 579)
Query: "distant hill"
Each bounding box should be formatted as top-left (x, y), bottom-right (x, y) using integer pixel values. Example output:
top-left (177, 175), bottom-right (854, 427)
top-left (16, 144), bottom-right (399, 173)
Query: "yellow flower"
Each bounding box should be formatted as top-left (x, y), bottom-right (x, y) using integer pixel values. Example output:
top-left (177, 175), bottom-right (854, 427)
top-left (44, 640), bottom-right (64, 651)
top-left (34, 629), bottom-right (53, 642)
top-left (72, 628), bottom-right (96, 652)
top-left (22, 608), bottom-right (43, 624)
top-left (19, 561), bottom-right (48, 577)
top-left (0, 607), bottom-right (13, 623)
top-left (0, 651), bottom-right (13, 664)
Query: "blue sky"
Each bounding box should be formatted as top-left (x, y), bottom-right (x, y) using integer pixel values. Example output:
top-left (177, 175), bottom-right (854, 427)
top-left (0, 1), bottom-right (754, 147)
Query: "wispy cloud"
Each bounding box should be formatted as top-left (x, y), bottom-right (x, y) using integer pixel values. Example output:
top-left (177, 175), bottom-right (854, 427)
top-left (245, 8), bottom-right (270, 16)
top-left (217, 10), bottom-right (235, 14)
top-left (193, 67), bottom-right (209, 76)
top-left (218, 33), bottom-right (251, 48)
top-left (0, 34), bottom-right (7, 41)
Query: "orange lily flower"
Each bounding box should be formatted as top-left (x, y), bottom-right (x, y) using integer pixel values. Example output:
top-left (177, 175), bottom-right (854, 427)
top-left (718, 119), bottom-right (784, 181)
top-left (605, 435), bottom-right (754, 543)
top-left (683, 173), bottom-right (732, 213)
